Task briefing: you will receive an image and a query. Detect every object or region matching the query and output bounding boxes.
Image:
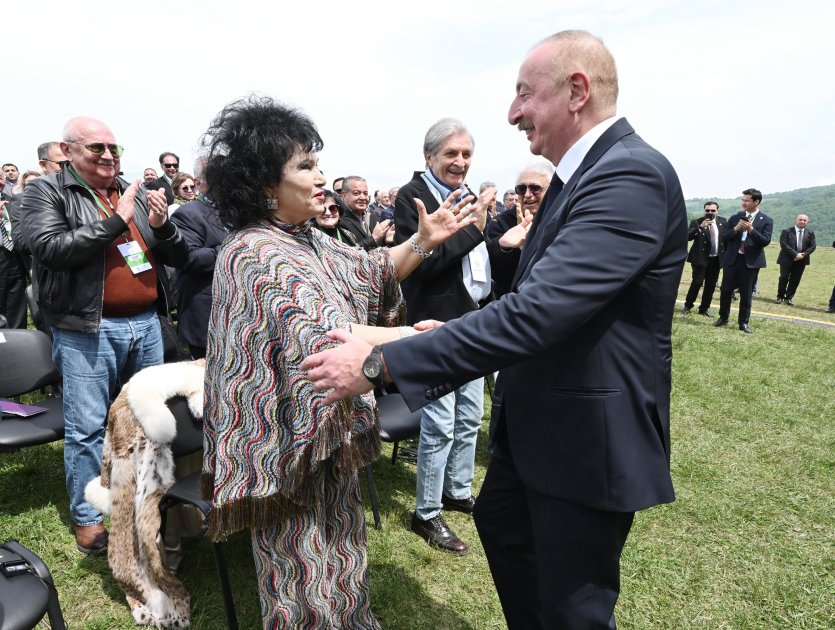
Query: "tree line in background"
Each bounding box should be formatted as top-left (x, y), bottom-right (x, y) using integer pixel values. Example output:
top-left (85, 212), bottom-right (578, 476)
top-left (685, 183), bottom-right (835, 246)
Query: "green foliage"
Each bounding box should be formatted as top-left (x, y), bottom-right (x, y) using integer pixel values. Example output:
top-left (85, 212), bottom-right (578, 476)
top-left (686, 183), bottom-right (835, 247)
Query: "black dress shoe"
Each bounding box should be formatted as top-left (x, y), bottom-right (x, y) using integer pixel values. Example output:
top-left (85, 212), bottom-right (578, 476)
top-left (410, 513), bottom-right (468, 554)
top-left (681, 306), bottom-right (691, 315)
top-left (827, 307), bottom-right (835, 314)
top-left (698, 309), bottom-right (714, 318)
top-left (739, 323), bottom-right (753, 334)
top-left (785, 299), bottom-right (794, 306)
top-left (774, 298), bottom-right (783, 304)
top-left (713, 318), bottom-right (728, 327)
top-left (442, 494), bottom-right (476, 514)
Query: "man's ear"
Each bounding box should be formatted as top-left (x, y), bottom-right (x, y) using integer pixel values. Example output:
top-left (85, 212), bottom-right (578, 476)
top-left (567, 71), bottom-right (592, 113)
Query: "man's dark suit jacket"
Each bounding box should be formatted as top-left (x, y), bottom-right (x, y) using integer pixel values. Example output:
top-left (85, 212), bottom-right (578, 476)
top-left (146, 176), bottom-right (174, 205)
top-left (382, 119), bottom-right (686, 513)
top-left (393, 172), bottom-right (515, 324)
top-left (721, 211), bottom-right (773, 268)
top-left (686, 215), bottom-right (727, 266)
top-left (338, 208), bottom-right (379, 251)
top-left (777, 227), bottom-right (816, 265)
top-left (169, 199), bottom-right (228, 349)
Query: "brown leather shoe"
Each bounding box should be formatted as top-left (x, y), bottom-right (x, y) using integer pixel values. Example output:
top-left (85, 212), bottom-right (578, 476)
top-left (75, 523), bottom-right (109, 555)
top-left (410, 512), bottom-right (468, 554)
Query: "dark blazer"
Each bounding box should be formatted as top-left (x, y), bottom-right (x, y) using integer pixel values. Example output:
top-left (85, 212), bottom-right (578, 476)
top-left (393, 171), bottom-right (515, 324)
top-left (777, 226), bottom-right (815, 265)
top-left (686, 215), bottom-right (727, 266)
top-left (338, 208), bottom-right (380, 251)
top-left (721, 211), bottom-right (773, 268)
top-left (383, 119), bottom-right (686, 512)
top-left (146, 176), bottom-right (175, 205)
top-left (169, 200), bottom-right (228, 348)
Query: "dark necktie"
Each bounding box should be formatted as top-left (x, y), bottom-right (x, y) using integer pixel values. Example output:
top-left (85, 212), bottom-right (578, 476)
top-left (797, 229), bottom-right (803, 251)
top-left (1, 217), bottom-right (13, 251)
top-left (739, 214), bottom-right (751, 254)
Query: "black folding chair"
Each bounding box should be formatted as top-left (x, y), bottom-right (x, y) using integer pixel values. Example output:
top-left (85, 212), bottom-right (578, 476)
top-left (0, 329), bottom-right (64, 453)
top-left (158, 396), bottom-right (239, 630)
top-left (364, 392), bottom-right (422, 530)
top-left (0, 540), bottom-right (67, 629)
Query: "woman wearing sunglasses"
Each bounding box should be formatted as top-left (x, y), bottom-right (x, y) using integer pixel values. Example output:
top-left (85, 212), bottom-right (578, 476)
top-left (168, 172), bottom-right (197, 215)
top-left (313, 190), bottom-right (359, 246)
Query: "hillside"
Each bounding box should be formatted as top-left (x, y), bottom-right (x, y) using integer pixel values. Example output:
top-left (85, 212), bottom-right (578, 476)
top-left (685, 183), bottom-right (835, 247)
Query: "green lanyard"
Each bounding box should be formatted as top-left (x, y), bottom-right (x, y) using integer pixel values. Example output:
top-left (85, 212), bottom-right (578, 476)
top-left (67, 165), bottom-right (121, 217)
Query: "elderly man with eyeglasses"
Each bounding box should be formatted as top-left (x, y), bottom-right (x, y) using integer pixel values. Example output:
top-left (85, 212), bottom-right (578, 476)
top-left (20, 116), bottom-right (187, 555)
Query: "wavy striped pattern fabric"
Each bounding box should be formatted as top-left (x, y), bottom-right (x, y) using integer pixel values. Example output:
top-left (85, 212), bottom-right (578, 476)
top-left (202, 219), bottom-right (402, 627)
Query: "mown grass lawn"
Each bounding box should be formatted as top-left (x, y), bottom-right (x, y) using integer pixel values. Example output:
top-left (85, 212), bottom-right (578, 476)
top-left (2, 248), bottom-right (832, 629)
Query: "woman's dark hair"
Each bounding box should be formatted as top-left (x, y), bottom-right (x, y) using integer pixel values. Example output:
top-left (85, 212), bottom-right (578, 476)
top-left (171, 172), bottom-right (194, 197)
top-left (323, 189), bottom-right (347, 217)
top-left (201, 94), bottom-right (323, 230)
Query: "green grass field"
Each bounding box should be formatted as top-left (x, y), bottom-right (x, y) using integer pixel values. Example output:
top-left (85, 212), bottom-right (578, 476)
top-left (2, 248), bottom-right (833, 629)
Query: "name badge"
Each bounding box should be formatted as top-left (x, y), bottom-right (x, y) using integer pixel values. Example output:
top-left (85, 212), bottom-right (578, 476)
top-left (469, 250), bottom-right (487, 283)
top-left (117, 241), bottom-right (152, 275)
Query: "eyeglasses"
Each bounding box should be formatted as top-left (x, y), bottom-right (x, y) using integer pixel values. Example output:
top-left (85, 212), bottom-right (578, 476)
top-left (704, 208), bottom-right (718, 213)
top-left (323, 204), bottom-right (340, 215)
top-left (515, 183), bottom-right (543, 196)
top-left (180, 185), bottom-right (196, 192)
top-left (73, 142), bottom-right (124, 158)
top-left (163, 163), bottom-right (179, 169)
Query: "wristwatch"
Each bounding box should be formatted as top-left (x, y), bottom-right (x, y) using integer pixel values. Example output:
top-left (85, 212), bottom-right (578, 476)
top-left (362, 345), bottom-right (386, 388)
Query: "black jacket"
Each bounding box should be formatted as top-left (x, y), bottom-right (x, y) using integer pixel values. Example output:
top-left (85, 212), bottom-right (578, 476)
top-left (169, 200), bottom-right (228, 348)
top-left (686, 215), bottom-right (727, 266)
top-left (393, 171), bottom-right (515, 323)
top-left (146, 176), bottom-right (175, 205)
top-left (20, 163), bottom-right (187, 332)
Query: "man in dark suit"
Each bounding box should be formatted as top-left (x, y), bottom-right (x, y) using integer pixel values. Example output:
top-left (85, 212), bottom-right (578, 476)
top-left (303, 30), bottom-right (687, 629)
top-left (145, 151), bottom-right (179, 204)
top-left (337, 175), bottom-right (390, 250)
top-left (775, 214), bottom-right (816, 305)
top-left (715, 188), bottom-right (773, 333)
top-left (0, 181), bottom-right (27, 328)
top-left (682, 201), bottom-right (726, 316)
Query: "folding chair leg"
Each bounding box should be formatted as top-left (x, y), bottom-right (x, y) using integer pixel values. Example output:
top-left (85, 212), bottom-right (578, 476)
top-left (390, 441), bottom-right (400, 465)
top-left (212, 542), bottom-right (239, 630)
top-left (364, 464), bottom-right (381, 530)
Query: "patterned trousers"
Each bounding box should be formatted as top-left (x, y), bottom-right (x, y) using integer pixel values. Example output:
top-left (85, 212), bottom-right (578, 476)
top-left (251, 460), bottom-right (380, 629)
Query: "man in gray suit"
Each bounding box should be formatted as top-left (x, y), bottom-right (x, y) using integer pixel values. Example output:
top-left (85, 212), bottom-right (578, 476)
top-left (304, 30), bottom-right (687, 629)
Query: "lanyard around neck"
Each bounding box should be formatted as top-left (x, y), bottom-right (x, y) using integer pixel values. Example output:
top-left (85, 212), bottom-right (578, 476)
top-left (67, 165), bottom-right (121, 218)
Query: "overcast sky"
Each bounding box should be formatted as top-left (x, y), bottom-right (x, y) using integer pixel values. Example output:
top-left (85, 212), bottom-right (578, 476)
top-left (4, 0), bottom-right (833, 199)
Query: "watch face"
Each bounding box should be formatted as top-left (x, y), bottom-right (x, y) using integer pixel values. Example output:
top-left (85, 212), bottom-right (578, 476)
top-left (363, 357), bottom-right (383, 380)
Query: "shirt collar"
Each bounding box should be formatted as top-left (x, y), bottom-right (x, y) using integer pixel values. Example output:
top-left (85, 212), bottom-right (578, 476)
top-left (555, 116), bottom-right (618, 185)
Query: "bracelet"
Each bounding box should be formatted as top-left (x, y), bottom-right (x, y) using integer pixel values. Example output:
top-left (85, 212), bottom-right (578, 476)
top-left (398, 326), bottom-right (419, 339)
top-left (409, 234), bottom-right (433, 260)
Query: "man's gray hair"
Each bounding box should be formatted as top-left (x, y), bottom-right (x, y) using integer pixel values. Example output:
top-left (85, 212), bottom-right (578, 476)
top-left (479, 181), bottom-right (496, 194)
top-left (423, 117), bottom-right (474, 159)
top-left (518, 162), bottom-right (555, 180)
top-left (37, 142), bottom-right (60, 161)
top-left (341, 175), bottom-right (367, 191)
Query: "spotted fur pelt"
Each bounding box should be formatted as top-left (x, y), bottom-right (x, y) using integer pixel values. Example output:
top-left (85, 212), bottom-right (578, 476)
top-left (85, 359), bottom-right (205, 628)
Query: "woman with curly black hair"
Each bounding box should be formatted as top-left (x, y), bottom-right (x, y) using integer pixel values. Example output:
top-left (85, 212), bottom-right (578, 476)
top-left (199, 95), bottom-right (477, 627)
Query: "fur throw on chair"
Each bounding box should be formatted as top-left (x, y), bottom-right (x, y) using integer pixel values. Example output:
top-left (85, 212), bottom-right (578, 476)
top-left (85, 360), bottom-right (205, 628)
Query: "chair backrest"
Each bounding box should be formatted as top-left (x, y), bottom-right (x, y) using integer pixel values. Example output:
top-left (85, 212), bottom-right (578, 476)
top-left (0, 329), bottom-right (61, 397)
top-left (167, 395), bottom-right (203, 458)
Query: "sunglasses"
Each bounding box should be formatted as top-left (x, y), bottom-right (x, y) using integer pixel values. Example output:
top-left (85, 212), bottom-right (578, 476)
top-left (163, 163), bottom-right (179, 169)
top-left (515, 183), bottom-right (543, 196)
top-left (180, 185), bottom-right (196, 192)
top-left (323, 204), bottom-right (340, 215)
top-left (74, 142), bottom-right (124, 158)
